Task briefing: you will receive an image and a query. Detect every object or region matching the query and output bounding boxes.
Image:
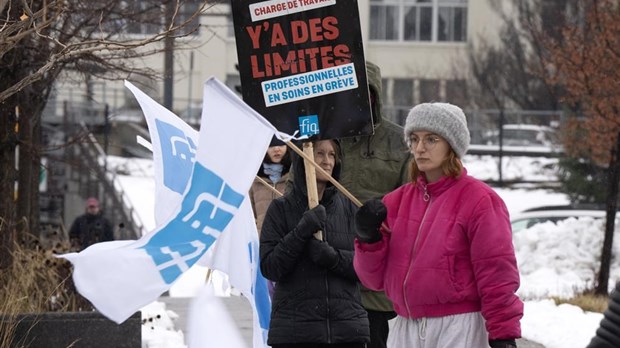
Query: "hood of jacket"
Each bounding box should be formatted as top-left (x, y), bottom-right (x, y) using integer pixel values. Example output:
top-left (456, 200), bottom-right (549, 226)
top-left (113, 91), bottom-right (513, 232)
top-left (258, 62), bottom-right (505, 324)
top-left (366, 61), bottom-right (384, 126)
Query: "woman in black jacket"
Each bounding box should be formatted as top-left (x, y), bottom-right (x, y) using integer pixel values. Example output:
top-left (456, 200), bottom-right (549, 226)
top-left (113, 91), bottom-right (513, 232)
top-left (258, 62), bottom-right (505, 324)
top-left (260, 139), bottom-right (370, 348)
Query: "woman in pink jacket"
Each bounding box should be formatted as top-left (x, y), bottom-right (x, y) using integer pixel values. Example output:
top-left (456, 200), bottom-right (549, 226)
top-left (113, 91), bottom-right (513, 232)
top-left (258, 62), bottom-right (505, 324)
top-left (353, 102), bottom-right (523, 348)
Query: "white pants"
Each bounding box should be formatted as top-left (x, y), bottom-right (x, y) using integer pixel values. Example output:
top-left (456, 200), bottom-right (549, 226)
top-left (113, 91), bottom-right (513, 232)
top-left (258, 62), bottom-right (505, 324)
top-left (387, 312), bottom-right (489, 348)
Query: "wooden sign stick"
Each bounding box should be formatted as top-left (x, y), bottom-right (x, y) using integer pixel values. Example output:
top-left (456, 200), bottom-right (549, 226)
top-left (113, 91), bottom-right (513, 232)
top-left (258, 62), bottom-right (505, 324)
top-left (286, 140), bottom-right (391, 234)
top-left (302, 142), bottom-right (323, 240)
top-left (287, 141), bottom-right (362, 207)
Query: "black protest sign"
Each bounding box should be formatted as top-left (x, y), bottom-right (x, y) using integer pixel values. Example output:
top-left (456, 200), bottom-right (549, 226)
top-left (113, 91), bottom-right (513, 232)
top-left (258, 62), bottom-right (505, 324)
top-left (231, 0), bottom-right (373, 140)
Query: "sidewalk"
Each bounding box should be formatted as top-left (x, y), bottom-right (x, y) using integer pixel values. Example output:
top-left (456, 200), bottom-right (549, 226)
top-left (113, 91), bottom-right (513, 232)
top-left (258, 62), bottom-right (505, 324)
top-left (159, 295), bottom-right (544, 347)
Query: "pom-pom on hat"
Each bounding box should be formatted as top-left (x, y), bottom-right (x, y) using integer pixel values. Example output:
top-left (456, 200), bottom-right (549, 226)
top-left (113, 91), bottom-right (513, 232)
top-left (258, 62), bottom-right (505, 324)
top-left (404, 102), bottom-right (470, 158)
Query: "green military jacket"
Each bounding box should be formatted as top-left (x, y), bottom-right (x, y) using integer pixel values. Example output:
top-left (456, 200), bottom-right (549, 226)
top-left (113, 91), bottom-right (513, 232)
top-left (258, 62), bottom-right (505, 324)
top-left (338, 62), bottom-right (411, 311)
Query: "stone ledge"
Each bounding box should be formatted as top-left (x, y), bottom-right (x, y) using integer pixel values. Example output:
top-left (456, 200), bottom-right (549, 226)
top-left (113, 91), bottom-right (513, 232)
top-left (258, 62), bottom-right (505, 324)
top-left (3, 311), bottom-right (141, 348)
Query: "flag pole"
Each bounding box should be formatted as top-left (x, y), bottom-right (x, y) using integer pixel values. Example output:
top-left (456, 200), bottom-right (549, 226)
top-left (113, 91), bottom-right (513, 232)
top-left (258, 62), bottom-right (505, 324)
top-left (302, 142), bottom-right (323, 240)
top-left (255, 176), bottom-right (284, 197)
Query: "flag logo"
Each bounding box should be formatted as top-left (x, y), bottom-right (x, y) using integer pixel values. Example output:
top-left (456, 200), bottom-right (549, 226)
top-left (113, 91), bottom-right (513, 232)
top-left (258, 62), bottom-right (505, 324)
top-left (155, 118), bottom-right (197, 194)
top-left (143, 164), bottom-right (245, 284)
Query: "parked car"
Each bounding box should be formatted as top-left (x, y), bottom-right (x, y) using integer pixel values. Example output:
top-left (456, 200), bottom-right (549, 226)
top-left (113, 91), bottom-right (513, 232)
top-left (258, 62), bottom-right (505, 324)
top-left (484, 124), bottom-right (559, 148)
top-left (510, 204), bottom-right (607, 233)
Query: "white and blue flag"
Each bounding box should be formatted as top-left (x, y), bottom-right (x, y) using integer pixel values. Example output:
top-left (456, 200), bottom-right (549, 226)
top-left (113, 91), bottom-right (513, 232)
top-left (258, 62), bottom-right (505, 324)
top-left (201, 198), bottom-right (271, 347)
top-left (130, 78), bottom-right (273, 347)
top-left (59, 78), bottom-right (277, 343)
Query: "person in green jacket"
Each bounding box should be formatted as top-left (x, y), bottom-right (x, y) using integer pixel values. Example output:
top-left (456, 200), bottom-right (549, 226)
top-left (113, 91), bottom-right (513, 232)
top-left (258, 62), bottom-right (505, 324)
top-left (338, 61), bottom-right (411, 348)
top-left (285, 61), bottom-right (410, 347)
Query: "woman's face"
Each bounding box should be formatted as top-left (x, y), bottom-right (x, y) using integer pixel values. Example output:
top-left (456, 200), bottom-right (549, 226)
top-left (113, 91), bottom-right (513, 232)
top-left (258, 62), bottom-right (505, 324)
top-left (266, 145), bottom-right (287, 163)
top-left (409, 131), bottom-right (450, 183)
top-left (313, 140), bottom-right (336, 183)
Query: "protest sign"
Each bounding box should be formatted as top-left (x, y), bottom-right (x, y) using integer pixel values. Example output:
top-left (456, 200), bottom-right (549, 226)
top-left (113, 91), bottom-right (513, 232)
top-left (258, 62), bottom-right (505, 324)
top-left (231, 0), bottom-right (373, 140)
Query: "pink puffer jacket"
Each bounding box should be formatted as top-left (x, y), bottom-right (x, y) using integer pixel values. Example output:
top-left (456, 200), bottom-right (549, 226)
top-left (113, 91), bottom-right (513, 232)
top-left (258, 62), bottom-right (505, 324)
top-left (354, 169), bottom-right (523, 340)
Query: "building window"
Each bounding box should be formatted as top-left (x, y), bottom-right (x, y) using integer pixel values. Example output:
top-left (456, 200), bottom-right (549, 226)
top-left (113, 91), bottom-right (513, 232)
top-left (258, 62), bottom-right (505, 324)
top-left (370, 2), bottom-right (399, 40)
top-left (382, 78), bottom-right (469, 125)
top-left (445, 79), bottom-right (468, 106)
top-left (124, 2), bottom-right (163, 35)
top-left (393, 78), bottom-right (414, 122)
top-left (419, 79), bottom-right (441, 102)
top-left (370, 0), bottom-right (468, 42)
top-left (176, 1), bottom-right (202, 36)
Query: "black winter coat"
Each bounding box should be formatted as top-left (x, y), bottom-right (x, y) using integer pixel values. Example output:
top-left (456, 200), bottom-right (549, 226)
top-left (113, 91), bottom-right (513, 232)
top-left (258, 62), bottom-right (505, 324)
top-left (69, 213), bottom-right (114, 250)
top-left (260, 152), bottom-right (370, 345)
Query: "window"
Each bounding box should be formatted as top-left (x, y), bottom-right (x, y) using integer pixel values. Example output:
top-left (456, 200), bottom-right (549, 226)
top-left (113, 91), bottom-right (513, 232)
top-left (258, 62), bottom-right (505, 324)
top-left (381, 78), bottom-right (468, 125)
top-left (370, 2), bottom-right (399, 40)
top-left (419, 79), bottom-right (440, 102)
top-left (176, 1), bottom-right (202, 36)
top-left (370, 0), bottom-right (467, 42)
top-left (393, 79), bottom-right (414, 124)
top-left (445, 79), bottom-right (468, 106)
top-left (125, 2), bottom-right (163, 35)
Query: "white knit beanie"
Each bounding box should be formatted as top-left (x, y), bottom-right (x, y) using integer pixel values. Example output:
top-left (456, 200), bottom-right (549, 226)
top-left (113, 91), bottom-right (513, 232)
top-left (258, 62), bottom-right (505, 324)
top-left (404, 102), bottom-right (470, 158)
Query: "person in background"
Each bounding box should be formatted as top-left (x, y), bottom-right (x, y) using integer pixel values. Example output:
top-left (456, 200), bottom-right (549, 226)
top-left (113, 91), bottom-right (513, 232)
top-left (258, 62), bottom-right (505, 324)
top-left (69, 197), bottom-right (114, 251)
top-left (249, 140), bottom-right (292, 234)
top-left (260, 139), bottom-right (370, 348)
top-left (353, 102), bottom-right (523, 348)
top-left (338, 61), bottom-right (411, 348)
top-left (249, 139), bottom-right (292, 298)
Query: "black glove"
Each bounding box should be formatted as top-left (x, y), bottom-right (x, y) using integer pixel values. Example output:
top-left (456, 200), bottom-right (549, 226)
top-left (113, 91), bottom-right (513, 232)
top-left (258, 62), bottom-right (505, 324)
top-left (308, 239), bottom-right (339, 269)
top-left (294, 205), bottom-right (326, 241)
top-left (489, 339), bottom-right (517, 348)
top-left (355, 199), bottom-right (387, 244)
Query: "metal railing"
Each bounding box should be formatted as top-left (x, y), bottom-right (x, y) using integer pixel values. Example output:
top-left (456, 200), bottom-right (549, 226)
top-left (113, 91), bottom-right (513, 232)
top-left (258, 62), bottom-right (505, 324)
top-left (56, 97), bottom-right (147, 240)
top-left (77, 129), bottom-right (146, 239)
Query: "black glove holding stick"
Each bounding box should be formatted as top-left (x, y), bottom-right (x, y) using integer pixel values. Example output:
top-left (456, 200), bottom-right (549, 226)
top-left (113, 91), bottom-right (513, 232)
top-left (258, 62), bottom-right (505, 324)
top-left (489, 339), bottom-right (517, 348)
top-left (354, 199), bottom-right (387, 244)
top-left (293, 205), bottom-right (326, 241)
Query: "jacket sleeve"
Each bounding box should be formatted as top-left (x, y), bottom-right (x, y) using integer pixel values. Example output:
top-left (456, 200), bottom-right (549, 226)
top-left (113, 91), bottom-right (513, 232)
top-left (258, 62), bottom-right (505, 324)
top-left (69, 216), bottom-right (81, 240)
top-left (103, 218), bottom-right (114, 241)
top-left (353, 192), bottom-right (395, 291)
top-left (353, 228), bottom-right (390, 291)
top-left (260, 200), bottom-right (308, 282)
top-left (468, 192), bottom-right (523, 340)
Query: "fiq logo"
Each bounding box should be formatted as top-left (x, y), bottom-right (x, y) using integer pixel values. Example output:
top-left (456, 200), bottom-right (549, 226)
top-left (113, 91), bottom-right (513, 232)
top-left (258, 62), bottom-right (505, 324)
top-left (298, 115), bottom-right (320, 137)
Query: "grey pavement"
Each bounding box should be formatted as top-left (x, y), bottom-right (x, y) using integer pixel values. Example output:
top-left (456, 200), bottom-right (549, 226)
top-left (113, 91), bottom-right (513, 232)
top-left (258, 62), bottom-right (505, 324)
top-left (159, 295), bottom-right (544, 347)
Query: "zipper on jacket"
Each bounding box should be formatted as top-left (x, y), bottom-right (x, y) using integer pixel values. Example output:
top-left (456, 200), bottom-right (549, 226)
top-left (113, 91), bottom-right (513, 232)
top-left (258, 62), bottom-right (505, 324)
top-left (402, 189), bottom-right (432, 317)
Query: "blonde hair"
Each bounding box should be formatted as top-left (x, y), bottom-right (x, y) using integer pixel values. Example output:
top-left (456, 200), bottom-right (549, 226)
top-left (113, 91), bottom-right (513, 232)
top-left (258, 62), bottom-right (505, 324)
top-left (408, 149), bottom-right (463, 183)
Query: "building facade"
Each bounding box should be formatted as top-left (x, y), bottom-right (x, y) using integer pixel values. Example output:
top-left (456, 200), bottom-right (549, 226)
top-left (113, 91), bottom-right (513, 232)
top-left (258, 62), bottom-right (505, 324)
top-left (50, 0), bottom-right (506, 127)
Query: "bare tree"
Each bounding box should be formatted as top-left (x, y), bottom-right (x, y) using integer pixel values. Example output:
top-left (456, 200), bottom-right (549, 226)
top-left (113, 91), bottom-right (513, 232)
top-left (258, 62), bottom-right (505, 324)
top-left (540, 0), bottom-right (620, 295)
top-left (466, 0), bottom-right (620, 293)
top-left (0, 0), bottom-right (208, 268)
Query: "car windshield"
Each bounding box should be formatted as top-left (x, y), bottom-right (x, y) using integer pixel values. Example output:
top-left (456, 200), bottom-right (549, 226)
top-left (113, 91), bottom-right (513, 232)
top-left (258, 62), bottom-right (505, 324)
top-left (504, 129), bottom-right (544, 145)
